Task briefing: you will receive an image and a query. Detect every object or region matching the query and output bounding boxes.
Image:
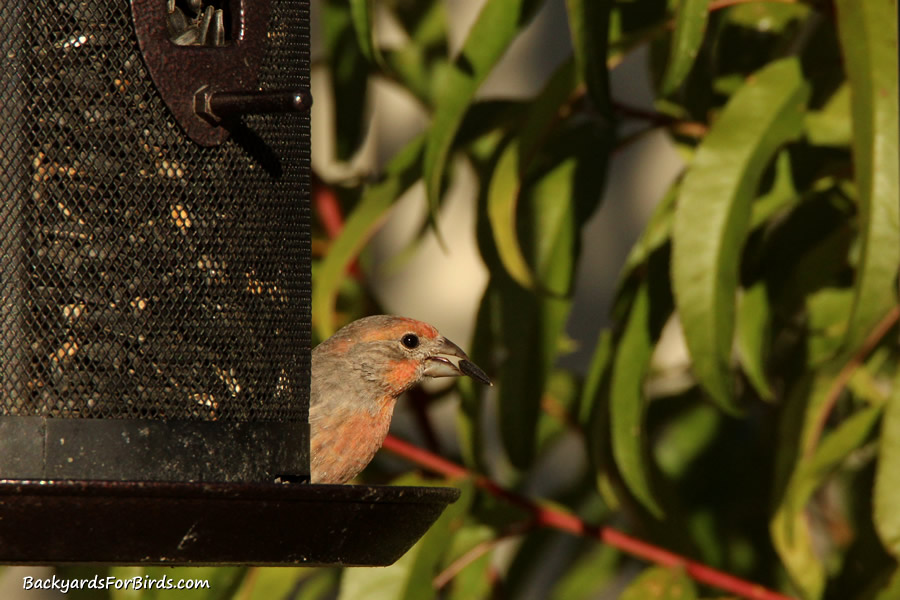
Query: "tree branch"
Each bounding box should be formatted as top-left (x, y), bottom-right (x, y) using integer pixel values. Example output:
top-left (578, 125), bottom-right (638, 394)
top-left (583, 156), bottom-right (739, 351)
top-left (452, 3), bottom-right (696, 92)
top-left (382, 435), bottom-right (797, 600)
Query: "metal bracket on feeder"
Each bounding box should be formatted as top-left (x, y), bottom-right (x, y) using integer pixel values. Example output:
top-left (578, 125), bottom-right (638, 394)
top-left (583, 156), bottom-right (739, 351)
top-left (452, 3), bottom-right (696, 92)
top-left (131, 0), bottom-right (278, 146)
top-left (194, 87), bottom-right (313, 124)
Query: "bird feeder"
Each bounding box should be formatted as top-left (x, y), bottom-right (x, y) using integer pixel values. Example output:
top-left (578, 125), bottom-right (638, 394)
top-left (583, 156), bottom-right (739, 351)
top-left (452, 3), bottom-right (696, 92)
top-left (0, 0), bottom-right (457, 565)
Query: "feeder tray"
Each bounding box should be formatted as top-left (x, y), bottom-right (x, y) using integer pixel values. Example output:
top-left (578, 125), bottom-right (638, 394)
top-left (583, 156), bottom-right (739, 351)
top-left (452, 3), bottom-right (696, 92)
top-left (0, 480), bottom-right (460, 565)
top-left (0, 0), bottom-right (458, 564)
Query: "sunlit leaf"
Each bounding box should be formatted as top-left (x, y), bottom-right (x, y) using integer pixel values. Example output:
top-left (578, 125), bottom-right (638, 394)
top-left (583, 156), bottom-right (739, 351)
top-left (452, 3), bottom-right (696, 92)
top-left (875, 369), bottom-right (900, 557)
top-left (834, 0), bottom-right (900, 353)
top-left (660, 0), bottom-right (710, 95)
top-left (671, 57), bottom-right (810, 414)
top-left (771, 368), bottom-right (882, 599)
top-left (805, 84), bottom-right (851, 148)
top-left (619, 566), bottom-right (697, 600)
top-left (610, 280), bottom-right (666, 518)
top-left (444, 523), bottom-right (495, 600)
top-left (487, 145), bottom-right (536, 290)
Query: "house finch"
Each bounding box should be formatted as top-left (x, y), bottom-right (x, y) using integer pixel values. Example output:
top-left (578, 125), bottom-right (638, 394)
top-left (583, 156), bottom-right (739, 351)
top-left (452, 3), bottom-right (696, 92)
top-left (310, 315), bottom-right (491, 484)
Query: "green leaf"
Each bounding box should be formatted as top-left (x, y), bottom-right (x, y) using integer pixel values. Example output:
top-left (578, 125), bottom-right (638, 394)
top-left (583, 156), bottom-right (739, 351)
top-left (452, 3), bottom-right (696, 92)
top-left (549, 544), bottom-right (620, 600)
top-left (456, 285), bottom-right (500, 472)
top-left (770, 497), bottom-right (825, 600)
top-left (660, 0), bottom-right (710, 95)
top-left (671, 57), bottom-right (810, 414)
top-left (580, 329), bottom-right (613, 428)
top-left (609, 280), bottom-right (666, 518)
top-left (619, 566), bottom-right (697, 600)
top-left (349, 0), bottom-right (384, 67)
top-left (735, 282), bottom-right (774, 400)
top-left (536, 369), bottom-right (580, 452)
top-left (806, 288), bottom-right (854, 366)
top-left (875, 369), bottom-right (900, 557)
top-left (234, 568), bottom-right (332, 600)
top-left (312, 136), bottom-right (424, 339)
top-left (444, 524), bottom-right (495, 600)
top-left (749, 150), bottom-right (797, 230)
top-left (486, 59), bottom-right (579, 291)
top-left (487, 145), bottom-right (536, 290)
top-left (423, 0), bottom-right (543, 230)
top-left (805, 84), bottom-right (852, 148)
top-left (654, 401), bottom-right (721, 479)
top-left (871, 568), bottom-right (900, 600)
top-left (806, 405), bottom-right (881, 482)
top-left (771, 370), bottom-right (882, 599)
top-left (494, 161), bottom-right (578, 467)
top-left (338, 478), bottom-right (474, 600)
top-left (323, 0), bottom-right (371, 160)
top-left (565, 0), bottom-right (612, 116)
top-left (617, 182), bottom-right (678, 299)
top-left (834, 0), bottom-right (900, 353)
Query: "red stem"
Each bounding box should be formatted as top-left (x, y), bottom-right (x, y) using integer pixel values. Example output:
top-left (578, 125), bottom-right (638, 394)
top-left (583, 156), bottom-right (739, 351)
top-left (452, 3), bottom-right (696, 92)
top-left (382, 435), bottom-right (796, 600)
top-left (805, 305), bottom-right (900, 456)
top-left (312, 175), bottom-right (361, 278)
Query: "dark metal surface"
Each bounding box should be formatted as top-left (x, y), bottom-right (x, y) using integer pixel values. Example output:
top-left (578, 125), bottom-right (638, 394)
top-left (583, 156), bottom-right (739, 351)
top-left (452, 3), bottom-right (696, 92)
top-left (132, 0), bottom-right (273, 145)
top-left (0, 417), bottom-right (309, 482)
top-left (196, 88), bottom-right (313, 123)
top-left (0, 481), bottom-right (460, 565)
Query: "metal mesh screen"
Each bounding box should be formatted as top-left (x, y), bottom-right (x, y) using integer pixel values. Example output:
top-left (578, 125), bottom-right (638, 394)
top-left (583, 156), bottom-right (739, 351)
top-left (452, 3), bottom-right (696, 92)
top-left (0, 0), bottom-right (310, 422)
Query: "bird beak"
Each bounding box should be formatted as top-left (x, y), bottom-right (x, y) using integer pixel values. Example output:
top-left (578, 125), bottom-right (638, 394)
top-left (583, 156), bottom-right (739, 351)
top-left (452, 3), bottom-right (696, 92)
top-left (424, 337), bottom-right (493, 386)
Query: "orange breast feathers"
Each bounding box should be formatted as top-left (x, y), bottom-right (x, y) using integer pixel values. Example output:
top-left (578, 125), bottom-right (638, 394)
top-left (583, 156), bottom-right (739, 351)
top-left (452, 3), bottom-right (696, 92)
top-left (309, 395), bottom-right (397, 484)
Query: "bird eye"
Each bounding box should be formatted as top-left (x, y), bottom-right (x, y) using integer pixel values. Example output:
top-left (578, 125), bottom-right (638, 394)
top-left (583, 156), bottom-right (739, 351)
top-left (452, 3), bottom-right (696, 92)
top-left (401, 333), bottom-right (419, 349)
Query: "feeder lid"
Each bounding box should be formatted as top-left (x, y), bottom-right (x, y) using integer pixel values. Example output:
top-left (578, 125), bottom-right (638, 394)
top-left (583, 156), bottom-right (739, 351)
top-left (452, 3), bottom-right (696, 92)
top-left (0, 480), bottom-right (459, 566)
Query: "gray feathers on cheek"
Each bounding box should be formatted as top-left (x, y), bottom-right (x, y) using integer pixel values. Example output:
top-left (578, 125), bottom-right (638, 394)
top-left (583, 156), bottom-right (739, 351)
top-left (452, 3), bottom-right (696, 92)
top-left (310, 340), bottom-right (424, 416)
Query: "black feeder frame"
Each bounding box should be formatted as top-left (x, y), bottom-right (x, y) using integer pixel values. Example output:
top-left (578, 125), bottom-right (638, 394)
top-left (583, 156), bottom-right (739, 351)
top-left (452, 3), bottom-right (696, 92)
top-left (0, 0), bottom-right (458, 565)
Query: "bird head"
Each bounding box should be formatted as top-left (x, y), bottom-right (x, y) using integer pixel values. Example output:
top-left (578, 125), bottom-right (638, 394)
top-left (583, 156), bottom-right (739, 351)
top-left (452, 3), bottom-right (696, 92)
top-left (314, 315), bottom-right (492, 398)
